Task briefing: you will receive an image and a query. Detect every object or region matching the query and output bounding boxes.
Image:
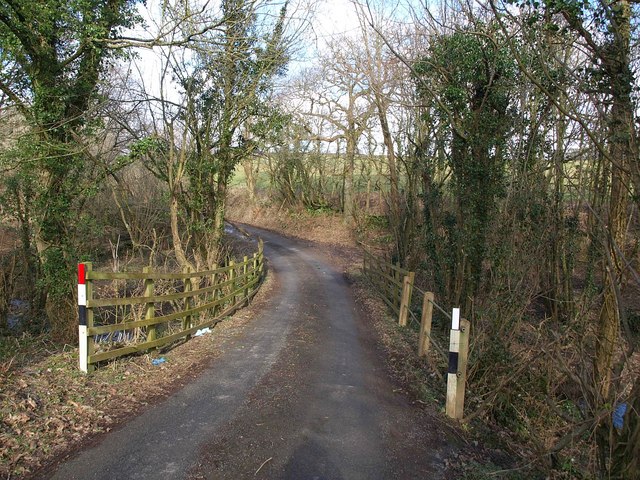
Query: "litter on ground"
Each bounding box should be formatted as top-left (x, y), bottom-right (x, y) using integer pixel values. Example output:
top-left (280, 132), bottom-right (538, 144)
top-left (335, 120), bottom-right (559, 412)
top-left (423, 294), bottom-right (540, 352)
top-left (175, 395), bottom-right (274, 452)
top-left (194, 328), bottom-right (212, 337)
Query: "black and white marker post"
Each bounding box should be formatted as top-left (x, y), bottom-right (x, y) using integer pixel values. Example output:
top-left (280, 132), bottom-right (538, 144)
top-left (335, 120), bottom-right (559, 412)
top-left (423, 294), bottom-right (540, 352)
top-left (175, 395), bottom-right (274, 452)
top-left (78, 263), bottom-right (88, 373)
top-left (446, 307), bottom-right (470, 420)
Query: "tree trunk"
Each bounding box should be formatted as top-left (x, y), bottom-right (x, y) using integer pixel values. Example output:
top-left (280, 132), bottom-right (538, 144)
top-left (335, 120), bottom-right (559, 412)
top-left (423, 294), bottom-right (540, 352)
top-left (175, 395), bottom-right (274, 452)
top-left (169, 194), bottom-right (194, 272)
top-left (343, 136), bottom-right (356, 225)
top-left (376, 93), bottom-right (406, 261)
top-left (243, 159), bottom-right (258, 202)
top-left (595, 0), bottom-right (636, 403)
top-left (208, 181), bottom-right (228, 269)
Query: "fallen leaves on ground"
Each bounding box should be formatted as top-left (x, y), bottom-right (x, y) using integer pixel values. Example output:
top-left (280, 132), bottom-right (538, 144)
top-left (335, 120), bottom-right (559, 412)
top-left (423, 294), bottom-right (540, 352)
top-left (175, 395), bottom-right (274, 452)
top-left (0, 299), bottom-right (270, 479)
top-left (0, 346), bottom-right (141, 477)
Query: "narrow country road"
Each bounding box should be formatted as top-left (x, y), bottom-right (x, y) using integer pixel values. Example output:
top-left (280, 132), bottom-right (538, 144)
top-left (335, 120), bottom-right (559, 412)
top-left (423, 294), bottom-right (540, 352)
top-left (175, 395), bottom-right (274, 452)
top-left (46, 226), bottom-right (451, 480)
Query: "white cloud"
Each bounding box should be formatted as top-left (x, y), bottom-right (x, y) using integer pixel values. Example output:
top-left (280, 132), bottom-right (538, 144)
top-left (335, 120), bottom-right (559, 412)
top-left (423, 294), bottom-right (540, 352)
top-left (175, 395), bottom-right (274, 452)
top-left (313, 0), bottom-right (361, 39)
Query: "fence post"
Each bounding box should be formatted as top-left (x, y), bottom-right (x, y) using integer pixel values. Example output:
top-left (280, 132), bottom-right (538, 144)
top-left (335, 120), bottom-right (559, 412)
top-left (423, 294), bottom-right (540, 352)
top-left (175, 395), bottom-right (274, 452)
top-left (230, 260), bottom-right (236, 305)
top-left (398, 271), bottom-right (415, 327)
top-left (251, 252), bottom-right (258, 294)
top-left (183, 267), bottom-right (193, 333)
top-left (252, 252), bottom-right (258, 282)
top-left (418, 292), bottom-right (435, 356)
top-left (144, 266), bottom-right (156, 343)
top-left (212, 266), bottom-right (220, 316)
top-left (258, 239), bottom-right (264, 278)
top-left (446, 308), bottom-right (470, 420)
top-left (243, 255), bottom-right (249, 303)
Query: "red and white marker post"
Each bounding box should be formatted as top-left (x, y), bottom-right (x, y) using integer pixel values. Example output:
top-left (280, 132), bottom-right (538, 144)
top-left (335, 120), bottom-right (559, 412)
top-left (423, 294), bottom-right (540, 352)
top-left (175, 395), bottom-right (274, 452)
top-left (78, 263), bottom-right (88, 373)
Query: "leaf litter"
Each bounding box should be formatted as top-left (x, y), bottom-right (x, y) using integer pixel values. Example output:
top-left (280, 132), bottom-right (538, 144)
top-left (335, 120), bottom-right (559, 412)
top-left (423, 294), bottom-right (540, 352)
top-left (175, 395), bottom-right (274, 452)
top-left (0, 290), bottom-right (273, 479)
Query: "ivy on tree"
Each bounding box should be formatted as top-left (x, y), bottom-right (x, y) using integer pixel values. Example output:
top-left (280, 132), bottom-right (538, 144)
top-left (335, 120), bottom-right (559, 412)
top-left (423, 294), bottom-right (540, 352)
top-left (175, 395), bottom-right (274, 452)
top-left (0, 0), bottom-right (142, 338)
top-left (414, 24), bottom-right (517, 309)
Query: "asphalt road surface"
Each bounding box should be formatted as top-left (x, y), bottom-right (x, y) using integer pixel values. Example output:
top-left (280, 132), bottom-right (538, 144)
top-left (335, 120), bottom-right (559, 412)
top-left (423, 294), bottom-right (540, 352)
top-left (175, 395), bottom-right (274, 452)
top-left (46, 226), bottom-right (450, 480)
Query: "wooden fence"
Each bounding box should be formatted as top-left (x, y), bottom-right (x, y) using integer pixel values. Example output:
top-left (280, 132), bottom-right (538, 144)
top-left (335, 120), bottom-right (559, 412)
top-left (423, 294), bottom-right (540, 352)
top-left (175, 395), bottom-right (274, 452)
top-left (362, 248), bottom-right (414, 326)
top-left (361, 245), bottom-right (470, 420)
top-left (78, 241), bottom-right (264, 372)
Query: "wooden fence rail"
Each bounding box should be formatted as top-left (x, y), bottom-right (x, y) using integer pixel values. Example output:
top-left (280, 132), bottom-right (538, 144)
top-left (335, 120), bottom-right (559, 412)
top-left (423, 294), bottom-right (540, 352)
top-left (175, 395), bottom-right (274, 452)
top-left (78, 241), bottom-right (265, 372)
top-left (361, 245), bottom-right (470, 420)
top-left (362, 247), bottom-right (411, 318)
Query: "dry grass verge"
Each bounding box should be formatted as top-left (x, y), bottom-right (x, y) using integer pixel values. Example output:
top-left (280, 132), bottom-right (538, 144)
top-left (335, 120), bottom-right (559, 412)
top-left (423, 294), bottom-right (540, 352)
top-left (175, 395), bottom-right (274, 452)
top-left (226, 190), bottom-right (354, 251)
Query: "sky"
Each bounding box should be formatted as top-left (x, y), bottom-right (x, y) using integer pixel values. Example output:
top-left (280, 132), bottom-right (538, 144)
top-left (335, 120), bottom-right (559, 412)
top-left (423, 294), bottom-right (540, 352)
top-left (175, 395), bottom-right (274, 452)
top-left (310, 0), bottom-right (363, 43)
top-left (126, 0), bottom-right (367, 96)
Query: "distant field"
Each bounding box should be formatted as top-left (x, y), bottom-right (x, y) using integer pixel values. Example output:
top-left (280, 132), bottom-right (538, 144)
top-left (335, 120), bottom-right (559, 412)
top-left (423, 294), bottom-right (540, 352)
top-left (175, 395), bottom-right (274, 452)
top-left (230, 153), bottom-right (404, 194)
